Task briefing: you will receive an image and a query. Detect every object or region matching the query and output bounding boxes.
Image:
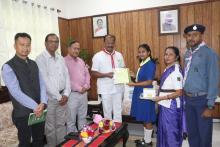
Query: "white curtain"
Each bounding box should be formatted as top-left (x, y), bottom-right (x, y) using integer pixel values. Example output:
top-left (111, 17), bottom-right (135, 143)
top-left (0, 0), bottom-right (60, 85)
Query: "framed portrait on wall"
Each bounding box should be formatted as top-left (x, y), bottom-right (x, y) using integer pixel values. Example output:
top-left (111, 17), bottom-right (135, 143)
top-left (92, 15), bottom-right (108, 38)
top-left (159, 8), bottom-right (179, 35)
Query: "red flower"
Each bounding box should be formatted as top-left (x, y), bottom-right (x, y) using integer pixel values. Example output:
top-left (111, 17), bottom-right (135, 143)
top-left (88, 130), bottom-right (94, 137)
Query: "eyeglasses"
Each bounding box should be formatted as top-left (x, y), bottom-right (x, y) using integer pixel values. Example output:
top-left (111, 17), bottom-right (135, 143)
top-left (47, 40), bottom-right (59, 44)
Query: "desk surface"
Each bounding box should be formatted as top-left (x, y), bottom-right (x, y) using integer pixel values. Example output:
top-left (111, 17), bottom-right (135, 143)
top-left (58, 122), bottom-right (129, 147)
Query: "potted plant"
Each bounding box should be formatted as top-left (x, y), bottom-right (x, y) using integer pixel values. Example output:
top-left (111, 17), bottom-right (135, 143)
top-left (79, 48), bottom-right (90, 63)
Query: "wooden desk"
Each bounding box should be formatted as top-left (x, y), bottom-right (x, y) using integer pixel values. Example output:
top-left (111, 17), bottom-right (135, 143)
top-left (58, 122), bottom-right (129, 147)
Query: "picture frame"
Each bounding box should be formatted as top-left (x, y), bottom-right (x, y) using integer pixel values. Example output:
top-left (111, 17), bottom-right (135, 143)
top-left (159, 8), bottom-right (179, 35)
top-left (92, 15), bottom-right (108, 38)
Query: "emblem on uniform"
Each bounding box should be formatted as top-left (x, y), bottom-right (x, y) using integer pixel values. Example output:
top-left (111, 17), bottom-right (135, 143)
top-left (194, 67), bottom-right (198, 72)
top-left (193, 25), bottom-right (197, 31)
top-left (177, 77), bottom-right (181, 81)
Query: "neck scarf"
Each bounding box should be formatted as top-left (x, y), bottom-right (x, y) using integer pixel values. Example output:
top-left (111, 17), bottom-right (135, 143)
top-left (103, 48), bottom-right (116, 68)
top-left (136, 57), bottom-right (150, 82)
top-left (183, 41), bottom-right (205, 86)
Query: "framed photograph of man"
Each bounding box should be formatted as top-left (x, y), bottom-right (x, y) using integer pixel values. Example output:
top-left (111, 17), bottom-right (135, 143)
top-left (92, 15), bottom-right (108, 38)
top-left (159, 9), bottom-right (179, 35)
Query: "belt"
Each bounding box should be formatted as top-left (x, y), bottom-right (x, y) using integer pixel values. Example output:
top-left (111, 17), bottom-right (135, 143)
top-left (160, 89), bottom-right (176, 93)
top-left (71, 90), bottom-right (80, 93)
top-left (184, 91), bottom-right (207, 97)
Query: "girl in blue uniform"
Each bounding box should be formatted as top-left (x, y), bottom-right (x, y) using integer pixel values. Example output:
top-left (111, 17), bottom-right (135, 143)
top-left (128, 43), bottom-right (157, 146)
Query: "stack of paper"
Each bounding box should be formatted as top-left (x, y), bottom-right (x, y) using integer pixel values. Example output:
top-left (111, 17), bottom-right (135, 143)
top-left (140, 88), bottom-right (156, 100)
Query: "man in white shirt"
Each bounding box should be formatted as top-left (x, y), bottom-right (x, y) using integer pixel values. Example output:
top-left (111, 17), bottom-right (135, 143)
top-left (91, 34), bottom-right (125, 122)
top-left (36, 33), bottom-right (71, 147)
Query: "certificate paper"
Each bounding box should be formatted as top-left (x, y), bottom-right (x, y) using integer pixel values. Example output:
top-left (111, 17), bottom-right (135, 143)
top-left (140, 88), bottom-right (156, 100)
top-left (113, 68), bottom-right (130, 84)
top-left (28, 109), bottom-right (47, 126)
top-left (158, 92), bottom-right (172, 108)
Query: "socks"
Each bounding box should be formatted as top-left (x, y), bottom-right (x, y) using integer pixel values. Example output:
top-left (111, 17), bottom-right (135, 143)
top-left (144, 128), bottom-right (153, 143)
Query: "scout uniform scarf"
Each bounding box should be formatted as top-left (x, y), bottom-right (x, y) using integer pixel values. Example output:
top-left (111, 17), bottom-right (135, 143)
top-left (183, 41), bottom-right (205, 86)
top-left (103, 48), bottom-right (116, 68)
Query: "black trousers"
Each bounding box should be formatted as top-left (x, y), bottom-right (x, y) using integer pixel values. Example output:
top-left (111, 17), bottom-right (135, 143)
top-left (185, 95), bottom-right (213, 147)
top-left (12, 115), bottom-right (45, 147)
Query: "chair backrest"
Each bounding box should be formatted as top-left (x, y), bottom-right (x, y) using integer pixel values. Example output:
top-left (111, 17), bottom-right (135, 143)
top-left (0, 87), bottom-right (10, 104)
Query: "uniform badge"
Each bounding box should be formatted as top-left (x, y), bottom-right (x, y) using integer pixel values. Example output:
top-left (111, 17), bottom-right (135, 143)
top-left (193, 25), bottom-right (197, 30)
top-left (177, 77), bottom-right (181, 81)
top-left (194, 67), bottom-right (198, 72)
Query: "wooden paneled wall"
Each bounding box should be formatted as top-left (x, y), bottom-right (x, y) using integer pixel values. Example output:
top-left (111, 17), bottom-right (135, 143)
top-left (58, 18), bottom-right (70, 56)
top-left (58, 1), bottom-right (220, 99)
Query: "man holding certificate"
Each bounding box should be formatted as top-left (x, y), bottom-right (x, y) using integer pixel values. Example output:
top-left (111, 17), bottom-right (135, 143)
top-left (2, 33), bottom-right (47, 147)
top-left (91, 34), bottom-right (125, 122)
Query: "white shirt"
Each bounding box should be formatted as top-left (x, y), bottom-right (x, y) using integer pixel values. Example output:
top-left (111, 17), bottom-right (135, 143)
top-left (92, 50), bottom-right (125, 94)
top-left (36, 50), bottom-right (71, 101)
top-left (158, 63), bottom-right (183, 108)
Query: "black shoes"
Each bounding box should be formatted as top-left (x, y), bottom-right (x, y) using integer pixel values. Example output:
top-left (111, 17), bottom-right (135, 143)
top-left (134, 139), bottom-right (153, 147)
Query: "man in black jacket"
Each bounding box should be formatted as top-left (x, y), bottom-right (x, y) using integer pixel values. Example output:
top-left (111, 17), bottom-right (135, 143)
top-left (1, 33), bottom-right (47, 147)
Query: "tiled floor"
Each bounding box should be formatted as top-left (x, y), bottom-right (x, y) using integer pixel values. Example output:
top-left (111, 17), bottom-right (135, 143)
top-left (118, 122), bottom-right (220, 147)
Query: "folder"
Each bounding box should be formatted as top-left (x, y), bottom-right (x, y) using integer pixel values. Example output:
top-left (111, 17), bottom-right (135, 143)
top-left (28, 109), bottom-right (47, 126)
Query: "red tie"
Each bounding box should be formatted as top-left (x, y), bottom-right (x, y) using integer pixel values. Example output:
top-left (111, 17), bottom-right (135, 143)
top-left (103, 48), bottom-right (115, 68)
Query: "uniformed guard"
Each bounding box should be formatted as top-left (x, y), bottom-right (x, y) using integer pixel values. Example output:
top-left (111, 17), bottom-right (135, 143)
top-left (183, 24), bottom-right (219, 147)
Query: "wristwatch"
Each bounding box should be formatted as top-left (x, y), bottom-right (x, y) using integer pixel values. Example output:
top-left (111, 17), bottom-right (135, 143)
top-left (208, 105), bottom-right (214, 110)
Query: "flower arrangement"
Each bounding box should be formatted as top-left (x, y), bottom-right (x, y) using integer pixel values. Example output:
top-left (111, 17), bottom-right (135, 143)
top-left (93, 114), bottom-right (116, 133)
top-left (80, 126), bottom-right (95, 144)
top-left (98, 119), bottom-right (116, 133)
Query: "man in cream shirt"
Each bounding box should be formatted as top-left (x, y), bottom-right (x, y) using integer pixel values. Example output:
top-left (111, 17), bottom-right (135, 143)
top-left (91, 34), bottom-right (125, 122)
top-left (36, 33), bottom-right (71, 147)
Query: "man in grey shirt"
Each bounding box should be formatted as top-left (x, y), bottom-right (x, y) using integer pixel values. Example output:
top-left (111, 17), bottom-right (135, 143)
top-left (36, 33), bottom-right (71, 147)
top-left (183, 24), bottom-right (219, 147)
